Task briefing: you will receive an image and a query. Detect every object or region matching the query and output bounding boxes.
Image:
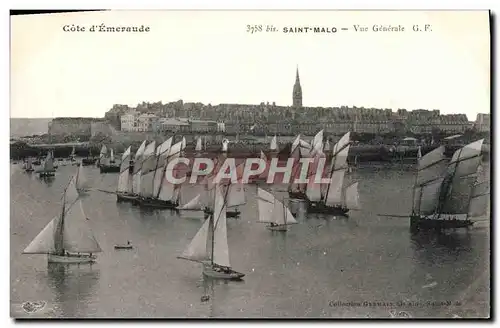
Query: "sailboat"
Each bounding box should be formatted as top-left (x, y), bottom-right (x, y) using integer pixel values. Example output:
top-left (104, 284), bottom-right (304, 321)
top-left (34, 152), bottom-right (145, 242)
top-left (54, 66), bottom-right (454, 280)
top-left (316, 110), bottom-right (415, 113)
top-left (204, 182), bottom-right (245, 219)
top-left (131, 140), bottom-right (148, 203)
top-left (410, 139), bottom-right (487, 232)
top-left (69, 146), bottom-right (77, 165)
top-left (23, 157), bottom-right (34, 172)
top-left (81, 148), bottom-right (95, 166)
top-left (22, 176), bottom-right (102, 264)
top-left (36, 151), bottom-right (56, 177)
top-left (116, 146), bottom-right (137, 202)
top-left (177, 194), bottom-right (204, 212)
top-left (257, 188), bottom-right (298, 231)
top-left (138, 139), bottom-right (182, 210)
top-left (288, 135), bottom-right (308, 200)
top-left (177, 185), bottom-right (245, 280)
top-left (307, 132), bottom-right (361, 216)
top-left (75, 163), bottom-right (89, 193)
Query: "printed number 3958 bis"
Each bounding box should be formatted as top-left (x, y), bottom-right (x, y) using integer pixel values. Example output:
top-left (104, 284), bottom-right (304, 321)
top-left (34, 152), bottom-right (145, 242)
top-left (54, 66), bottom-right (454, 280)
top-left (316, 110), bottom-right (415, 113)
top-left (247, 25), bottom-right (263, 33)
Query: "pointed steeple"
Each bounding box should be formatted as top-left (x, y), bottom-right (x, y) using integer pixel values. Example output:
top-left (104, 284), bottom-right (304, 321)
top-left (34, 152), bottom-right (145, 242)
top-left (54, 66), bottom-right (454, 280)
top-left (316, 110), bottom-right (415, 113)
top-left (293, 65), bottom-right (302, 108)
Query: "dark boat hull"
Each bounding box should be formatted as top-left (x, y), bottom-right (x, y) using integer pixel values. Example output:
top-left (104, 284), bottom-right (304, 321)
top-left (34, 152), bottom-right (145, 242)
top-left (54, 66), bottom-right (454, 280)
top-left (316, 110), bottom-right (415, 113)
top-left (38, 171), bottom-right (55, 177)
top-left (204, 208), bottom-right (241, 219)
top-left (81, 158), bottom-right (95, 166)
top-left (116, 193), bottom-right (139, 203)
top-left (307, 202), bottom-right (350, 217)
top-left (137, 197), bottom-right (179, 210)
top-left (288, 190), bottom-right (308, 200)
top-left (100, 165), bottom-right (120, 173)
top-left (410, 215), bottom-right (474, 233)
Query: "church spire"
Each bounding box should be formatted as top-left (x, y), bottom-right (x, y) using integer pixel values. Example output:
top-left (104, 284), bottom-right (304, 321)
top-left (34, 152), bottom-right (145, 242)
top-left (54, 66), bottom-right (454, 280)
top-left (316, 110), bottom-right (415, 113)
top-left (293, 65), bottom-right (302, 108)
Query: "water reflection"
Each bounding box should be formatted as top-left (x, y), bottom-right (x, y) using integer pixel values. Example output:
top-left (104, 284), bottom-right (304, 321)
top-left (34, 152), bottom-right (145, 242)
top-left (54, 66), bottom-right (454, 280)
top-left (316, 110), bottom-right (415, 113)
top-left (37, 263), bottom-right (100, 317)
top-left (201, 276), bottom-right (245, 318)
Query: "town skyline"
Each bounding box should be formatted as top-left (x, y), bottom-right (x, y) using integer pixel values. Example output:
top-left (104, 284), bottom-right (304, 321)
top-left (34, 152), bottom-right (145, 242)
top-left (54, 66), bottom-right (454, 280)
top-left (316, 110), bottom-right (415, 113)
top-left (11, 11), bottom-right (490, 120)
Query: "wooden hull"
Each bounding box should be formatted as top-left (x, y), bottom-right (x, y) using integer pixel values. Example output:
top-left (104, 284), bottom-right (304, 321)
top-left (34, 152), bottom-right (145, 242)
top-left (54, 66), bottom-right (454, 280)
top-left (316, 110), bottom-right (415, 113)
top-left (288, 190), bottom-right (308, 200)
top-left (114, 245), bottom-right (133, 250)
top-left (410, 215), bottom-right (474, 233)
top-left (267, 224), bottom-right (288, 231)
top-left (307, 202), bottom-right (350, 217)
top-left (204, 208), bottom-right (240, 219)
top-left (48, 253), bottom-right (96, 264)
top-left (138, 197), bottom-right (179, 210)
top-left (116, 193), bottom-right (139, 202)
top-left (100, 165), bottom-right (120, 173)
top-left (203, 265), bottom-right (245, 280)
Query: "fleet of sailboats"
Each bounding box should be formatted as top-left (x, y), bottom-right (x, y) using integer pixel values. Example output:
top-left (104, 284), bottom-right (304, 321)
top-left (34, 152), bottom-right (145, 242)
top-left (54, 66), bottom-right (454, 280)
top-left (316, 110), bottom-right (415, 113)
top-left (18, 131), bottom-right (490, 279)
top-left (22, 176), bottom-right (102, 264)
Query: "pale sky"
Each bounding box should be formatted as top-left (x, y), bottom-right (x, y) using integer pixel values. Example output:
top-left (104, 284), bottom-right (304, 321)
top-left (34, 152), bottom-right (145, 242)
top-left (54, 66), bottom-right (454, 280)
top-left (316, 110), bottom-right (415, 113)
top-left (11, 10), bottom-right (490, 120)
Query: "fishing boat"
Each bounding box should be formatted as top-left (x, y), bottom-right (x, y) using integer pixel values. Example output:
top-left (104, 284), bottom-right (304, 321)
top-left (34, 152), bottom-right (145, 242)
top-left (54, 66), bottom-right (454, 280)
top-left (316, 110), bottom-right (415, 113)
top-left (409, 139), bottom-right (488, 233)
top-left (23, 157), bottom-right (34, 172)
top-left (98, 145), bottom-right (107, 166)
top-left (114, 241), bottom-right (133, 250)
top-left (137, 138), bottom-right (181, 210)
top-left (75, 162), bottom-right (90, 193)
top-left (177, 185), bottom-right (245, 280)
top-left (257, 188), bottom-right (298, 231)
top-left (69, 146), bottom-right (77, 165)
top-left (130, 140), bottom-right (148, 204)
top-left (22, 177), bottom-right (102, 264)
top-left (202, 176), bottom-right (244, 219)
top-left (307, 132), bottom-right (361, 216)
top-left (36, 152), bottom-right (56, 177)
top-left (116, 146), bottom-right (137, 202)
top-left (221, 139), bottom-right (229, 153)
top-left (270, 135), bottom-right (278, 152)
top-left (110, 148), bottom-right (116, 164)
top-left (98, 145), bottom-right (119, 173)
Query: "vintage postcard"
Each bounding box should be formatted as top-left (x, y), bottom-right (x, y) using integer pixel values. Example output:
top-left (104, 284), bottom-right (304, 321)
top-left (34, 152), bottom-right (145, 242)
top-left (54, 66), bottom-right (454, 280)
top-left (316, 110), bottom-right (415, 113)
top-left (10, 9), bottom-right (491, 319)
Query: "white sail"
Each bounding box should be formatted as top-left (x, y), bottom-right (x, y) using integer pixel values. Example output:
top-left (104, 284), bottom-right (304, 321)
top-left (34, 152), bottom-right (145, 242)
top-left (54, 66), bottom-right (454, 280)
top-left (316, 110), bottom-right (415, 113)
top-left (178, 194), bottom-right (203, 210)
top-left (270, 135), bottom-right (278, 151)
top-left (131, 141), bottom-right (147, 194)
top-left (257, 198), bottom-right (275, 223)
top-left (195, 138), bottom-right (203, 152)
top-left (258, 188), bottom-right (274, 203)
top-left (153, 138), bottom-right (173, 197)
top-left (274, 198), bottom-right (298, 225)
top-left (299, 139), bottom-right (311, 149)
top-left (439, 139), bottom-right (484, 215)
top-left (140, 141), bottom-right (157, 197)
top-left (157, 150), bottom-right (181, 202)
top-left (65, 176), bottom-right (80, 207)
top-left (179, 217), bottom-right (211, 262)
top-left (417, 146), bottom-right (422, 160)
top-left (181, 137), bottom-right (187, 151)
top-left (332, 132), bottom-right (351, 156)
top-left (110, 148), bottom-right (115, 162)
top-left (117, 146), bottom-right (132, 193)
top-left (260, 150), bottom-right (267, 161)
top-left (291, 135), bottom-right (301, 154)
top-left (325, 170), bottom-right (345, 206)
top-left (62, 200), bottom-right (102, 253)
top-left (212, 186), bottom-right (230, 267)
top-left (222, 139), bottom-right (229, 152)
top-left (312, 130), bottom-right (324, 152)
top-left (226, 184), bottom-right (246, 208)
top-left (26, 158), bottom-right (33, 170)
top-left (22, 218), bottom-right (57, 254)
top-left (76, 163), bottom-right (88, 190)
top-left (306, 182), bottom-right (322, 202)
top-left (344, 182), bottom-right (360, 210)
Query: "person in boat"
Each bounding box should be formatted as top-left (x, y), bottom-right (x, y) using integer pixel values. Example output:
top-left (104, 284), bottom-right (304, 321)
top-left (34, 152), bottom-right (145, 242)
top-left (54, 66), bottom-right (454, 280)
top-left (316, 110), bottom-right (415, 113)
top-left (269, 222), bottom-right (277, 227)
top-left (127, 240), bottom-right (130, 245)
